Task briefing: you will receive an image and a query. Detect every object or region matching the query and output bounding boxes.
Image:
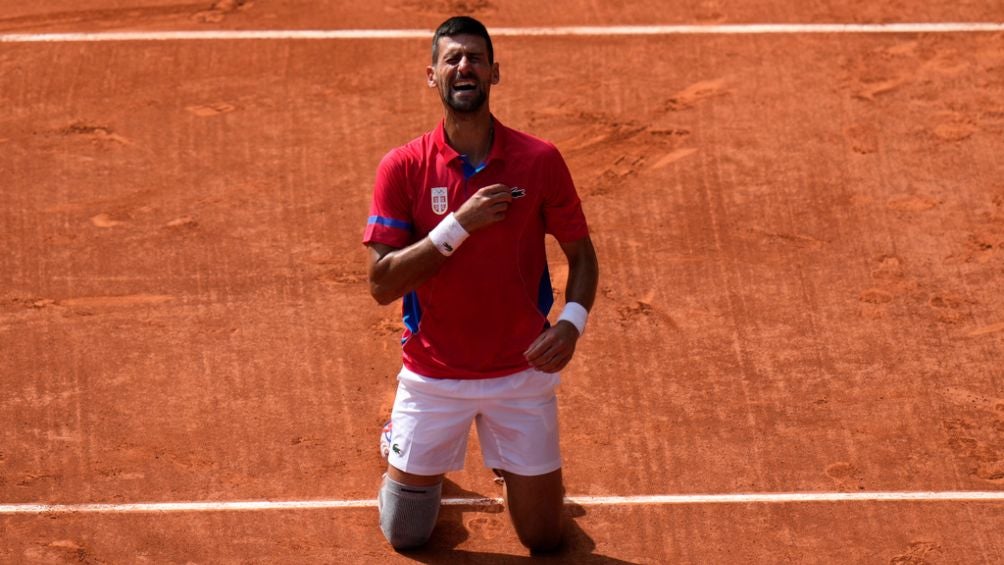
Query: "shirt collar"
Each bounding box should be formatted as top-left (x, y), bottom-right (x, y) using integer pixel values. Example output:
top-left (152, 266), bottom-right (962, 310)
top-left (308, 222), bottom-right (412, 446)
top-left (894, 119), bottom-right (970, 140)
top-left (433, 115), bottom-right (507, 165)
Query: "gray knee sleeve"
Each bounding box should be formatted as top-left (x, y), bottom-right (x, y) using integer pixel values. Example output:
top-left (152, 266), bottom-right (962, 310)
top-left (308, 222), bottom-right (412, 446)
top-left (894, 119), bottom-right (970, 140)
top-left (378, 475), bottom-right (442, 550)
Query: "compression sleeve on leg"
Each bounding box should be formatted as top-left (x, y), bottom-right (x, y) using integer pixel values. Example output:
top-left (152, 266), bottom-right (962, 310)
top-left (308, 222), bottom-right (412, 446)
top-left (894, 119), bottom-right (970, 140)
top-left (378, 475), bottom-right (442, 550)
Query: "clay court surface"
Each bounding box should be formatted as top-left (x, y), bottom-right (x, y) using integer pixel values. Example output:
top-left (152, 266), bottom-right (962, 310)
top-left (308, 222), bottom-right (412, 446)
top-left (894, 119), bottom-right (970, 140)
top-left (2, 2), bottom-right (1004, 563)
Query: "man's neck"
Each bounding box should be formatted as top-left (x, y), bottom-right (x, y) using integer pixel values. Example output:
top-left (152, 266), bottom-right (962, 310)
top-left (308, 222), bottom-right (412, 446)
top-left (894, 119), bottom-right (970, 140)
top-left (443, 108), bottom-right (493, 166)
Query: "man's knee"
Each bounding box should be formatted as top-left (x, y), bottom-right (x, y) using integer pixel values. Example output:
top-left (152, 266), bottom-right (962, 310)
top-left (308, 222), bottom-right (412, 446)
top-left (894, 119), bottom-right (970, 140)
top-left (499, 468), bottom-right (565, 553)
top-left (520, 528), bottom-right (564, 554)
top-left (378, 475), bottom-right (442, 550)
top-left (512, 505), bottom-right (564, 554)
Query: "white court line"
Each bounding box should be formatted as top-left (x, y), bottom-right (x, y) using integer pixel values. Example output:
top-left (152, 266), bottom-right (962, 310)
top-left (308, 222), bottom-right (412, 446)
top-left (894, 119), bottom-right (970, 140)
top-left (1, 23), bottom-right (1003, 43)
top-left (2, 491), bottom-right (1003, 515)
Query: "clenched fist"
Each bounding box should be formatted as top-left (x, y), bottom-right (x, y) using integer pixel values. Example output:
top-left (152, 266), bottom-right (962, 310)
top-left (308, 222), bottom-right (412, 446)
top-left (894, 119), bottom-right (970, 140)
top-left (454, 184), bottom-right (513, 233)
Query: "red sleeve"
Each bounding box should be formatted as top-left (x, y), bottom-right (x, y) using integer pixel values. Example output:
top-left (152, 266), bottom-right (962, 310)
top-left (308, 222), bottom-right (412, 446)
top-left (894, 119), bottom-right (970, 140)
top-left (363, 149), bottom-right (414, 248)
top-left (542, 145), bottom-right (589, 242)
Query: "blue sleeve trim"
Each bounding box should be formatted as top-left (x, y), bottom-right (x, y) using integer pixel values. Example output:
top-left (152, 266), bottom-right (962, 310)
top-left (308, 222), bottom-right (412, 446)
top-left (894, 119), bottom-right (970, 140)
top-left (368, 215), bottom-right (413, 232)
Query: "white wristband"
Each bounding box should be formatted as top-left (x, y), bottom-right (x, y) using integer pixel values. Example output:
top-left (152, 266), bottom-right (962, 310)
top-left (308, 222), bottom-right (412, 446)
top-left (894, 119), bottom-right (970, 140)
top-left (428, 212), bottom-right (469, 256)
top-left (557, 302), bottom-right (588, 336)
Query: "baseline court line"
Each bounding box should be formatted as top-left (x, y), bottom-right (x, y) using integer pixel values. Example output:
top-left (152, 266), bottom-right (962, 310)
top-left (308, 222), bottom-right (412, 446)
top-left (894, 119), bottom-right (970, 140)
top-left (1, 23), bottom-right (1004, 43)
top-left (2, 491), bottom-right (1003, 515)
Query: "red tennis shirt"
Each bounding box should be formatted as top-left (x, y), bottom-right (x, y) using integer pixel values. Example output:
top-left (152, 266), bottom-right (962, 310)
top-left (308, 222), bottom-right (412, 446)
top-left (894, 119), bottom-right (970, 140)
top-left (363, 116), bottom-right (589, 379)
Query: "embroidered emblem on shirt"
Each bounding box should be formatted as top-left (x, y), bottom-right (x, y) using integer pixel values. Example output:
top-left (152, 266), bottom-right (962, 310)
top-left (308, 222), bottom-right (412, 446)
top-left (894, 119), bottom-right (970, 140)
top-left (510, 187), bottom-right (526, 199)
top-left (431, 186), bottom-right (449, 215)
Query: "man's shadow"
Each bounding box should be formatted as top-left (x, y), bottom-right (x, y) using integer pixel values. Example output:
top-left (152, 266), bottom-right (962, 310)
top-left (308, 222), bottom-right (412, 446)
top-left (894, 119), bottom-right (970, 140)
top-left (401, 479), bottom-right (638, 564)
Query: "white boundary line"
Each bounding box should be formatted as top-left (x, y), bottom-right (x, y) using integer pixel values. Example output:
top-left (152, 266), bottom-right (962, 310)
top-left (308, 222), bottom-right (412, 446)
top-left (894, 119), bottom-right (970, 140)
top-left (2, 491), bottom-right (1002, 515)
top-left (1, 23), bottom-right (1003, 43)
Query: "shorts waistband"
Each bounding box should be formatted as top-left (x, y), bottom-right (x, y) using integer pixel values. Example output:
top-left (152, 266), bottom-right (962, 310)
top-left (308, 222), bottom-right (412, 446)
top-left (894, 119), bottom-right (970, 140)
top-left (397, 366), bottom-right (560, 400)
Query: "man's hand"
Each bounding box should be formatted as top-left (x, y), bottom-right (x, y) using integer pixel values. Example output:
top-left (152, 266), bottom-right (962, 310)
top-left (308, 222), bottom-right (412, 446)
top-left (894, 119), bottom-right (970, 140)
top-left (454, 184), bottom-right (513, 232)
top-left (524, 321), bottom-right (580, 373)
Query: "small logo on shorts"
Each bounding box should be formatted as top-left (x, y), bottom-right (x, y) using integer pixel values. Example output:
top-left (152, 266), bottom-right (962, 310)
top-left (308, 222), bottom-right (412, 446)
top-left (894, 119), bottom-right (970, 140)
top-left (510, 186), bottom-right (526, 199)
top-left (431, 187), bottom-right (449, 215)
top-left (392, 443), bottom-right (403, 456)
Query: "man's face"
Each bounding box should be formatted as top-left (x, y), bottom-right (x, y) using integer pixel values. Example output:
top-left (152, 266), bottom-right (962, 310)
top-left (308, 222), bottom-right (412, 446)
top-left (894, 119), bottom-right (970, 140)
top-left (427, 34), bottom-right (499, 113)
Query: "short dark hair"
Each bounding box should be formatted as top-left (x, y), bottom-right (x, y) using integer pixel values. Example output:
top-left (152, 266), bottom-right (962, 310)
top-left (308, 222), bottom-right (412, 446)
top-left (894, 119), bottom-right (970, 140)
top-left (431, 16), bottom-right (494, 64)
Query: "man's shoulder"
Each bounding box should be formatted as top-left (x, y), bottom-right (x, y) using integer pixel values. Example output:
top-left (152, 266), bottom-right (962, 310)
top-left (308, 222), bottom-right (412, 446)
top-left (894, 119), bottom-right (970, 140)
top-left (499, 122), bottom-right (562, 159)
top-left (384, 130), bottom-right (435, 162)
top-left (377, 132), bottom-right (437, 181)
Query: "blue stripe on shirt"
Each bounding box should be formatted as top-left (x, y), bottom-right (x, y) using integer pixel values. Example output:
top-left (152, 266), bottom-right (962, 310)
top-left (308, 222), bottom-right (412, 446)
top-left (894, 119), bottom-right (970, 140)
top-left (537, 265), bottom-right (555, 318)
top-left (368, 215), bottom-right (412, 231)
top-left (402, 291), bottom-right (422, 343)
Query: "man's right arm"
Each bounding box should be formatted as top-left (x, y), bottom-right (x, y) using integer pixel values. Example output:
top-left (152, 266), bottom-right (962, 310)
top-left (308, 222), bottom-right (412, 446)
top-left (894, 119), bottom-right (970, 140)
top-left (366, 183), bottom-right (514, 305)
top-left (366, 240), bottom-right (448, 305)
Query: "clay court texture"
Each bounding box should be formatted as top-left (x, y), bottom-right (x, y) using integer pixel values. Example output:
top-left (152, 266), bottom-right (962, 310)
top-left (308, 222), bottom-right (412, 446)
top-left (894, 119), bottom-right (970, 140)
top-left (2, 1), bottom-right (1004, 563)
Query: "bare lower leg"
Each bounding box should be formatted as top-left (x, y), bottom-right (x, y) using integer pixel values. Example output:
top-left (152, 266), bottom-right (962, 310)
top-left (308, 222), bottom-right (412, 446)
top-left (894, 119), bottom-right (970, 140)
top-left (499, 468), bottom-right (565, 553)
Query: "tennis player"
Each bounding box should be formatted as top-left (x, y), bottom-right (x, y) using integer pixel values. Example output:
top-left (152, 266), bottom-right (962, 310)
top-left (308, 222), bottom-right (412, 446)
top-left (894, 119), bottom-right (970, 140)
top-left (363, 15), bottom-right (599, 553)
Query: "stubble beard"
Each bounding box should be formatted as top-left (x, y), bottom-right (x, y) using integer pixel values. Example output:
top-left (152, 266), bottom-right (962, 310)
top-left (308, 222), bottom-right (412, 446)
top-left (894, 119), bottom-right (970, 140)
top-left (443, 85), bottom-right (487, 113)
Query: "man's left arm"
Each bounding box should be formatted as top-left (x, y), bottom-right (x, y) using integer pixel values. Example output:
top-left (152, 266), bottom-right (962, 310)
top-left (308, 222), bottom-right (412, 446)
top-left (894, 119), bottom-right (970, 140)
top-left (524, 235), bottom-right (599, 373)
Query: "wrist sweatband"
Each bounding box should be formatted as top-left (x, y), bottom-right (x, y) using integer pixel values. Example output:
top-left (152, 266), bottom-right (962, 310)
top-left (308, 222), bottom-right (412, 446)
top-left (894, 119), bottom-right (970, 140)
top-left (428, 213), bottom-right (469, 256)
top-left (558, 302), bottom-right (588, 335)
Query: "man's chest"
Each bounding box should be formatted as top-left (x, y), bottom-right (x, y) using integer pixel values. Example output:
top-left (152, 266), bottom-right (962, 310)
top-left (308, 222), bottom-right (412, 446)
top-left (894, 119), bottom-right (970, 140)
top-left (408, 162), bottom-right (541, 235)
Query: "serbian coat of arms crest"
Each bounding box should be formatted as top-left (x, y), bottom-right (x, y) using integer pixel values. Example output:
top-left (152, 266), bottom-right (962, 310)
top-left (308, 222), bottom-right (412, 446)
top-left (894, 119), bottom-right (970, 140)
top-left (431, 187), bottom-right (449, 215)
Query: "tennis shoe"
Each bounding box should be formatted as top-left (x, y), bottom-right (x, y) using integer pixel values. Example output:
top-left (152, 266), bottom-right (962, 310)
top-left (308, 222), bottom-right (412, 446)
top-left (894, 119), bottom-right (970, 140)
top-left (380, 420), bottom-right (392, 459)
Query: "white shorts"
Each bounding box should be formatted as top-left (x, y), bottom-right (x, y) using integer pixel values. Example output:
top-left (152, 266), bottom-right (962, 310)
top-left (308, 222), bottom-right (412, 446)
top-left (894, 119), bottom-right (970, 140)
top-left (386, 366), bottom-right (562, 477)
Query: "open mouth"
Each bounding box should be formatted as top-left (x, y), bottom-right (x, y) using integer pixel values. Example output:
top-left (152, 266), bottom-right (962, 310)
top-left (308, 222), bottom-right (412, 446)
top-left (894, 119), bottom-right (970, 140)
top-left (452, 81), bottom-right (477, 92)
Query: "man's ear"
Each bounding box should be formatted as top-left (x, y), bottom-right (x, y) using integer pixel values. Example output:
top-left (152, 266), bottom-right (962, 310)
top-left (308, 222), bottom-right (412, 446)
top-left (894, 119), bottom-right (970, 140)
top-left (491, 62), bottom-right (500, 85)
top-left (426, 65), bottom-right (437, 88)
